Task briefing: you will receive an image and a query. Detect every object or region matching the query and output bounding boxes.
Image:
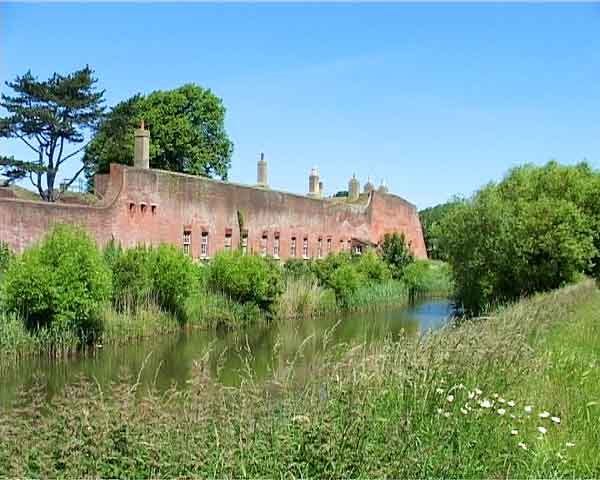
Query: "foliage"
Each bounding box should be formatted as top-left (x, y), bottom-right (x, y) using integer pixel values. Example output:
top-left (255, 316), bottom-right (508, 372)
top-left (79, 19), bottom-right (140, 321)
top-left (283, 257), bottom-right (315, 280)
top-left (0, 241), bottom-right (14, 277)
top-left (403, 260), bottom-right (452, 300)
top-left (435, 162), bottom-right (599, 315)
top-left (110, 245), bottom-right (154, 312)
top-left (207, 252), bottom-right (284, 315)
top-left (1, 225), bottom-right (112, 343)
top-left (150, 244), bottom-right (197, 324)
top-left (380, 232), bottom-right (414, 279)
top-left (84, 84), bottom-right (233, 183)
top-left (419, 199), bottom-right (463, 260)
top-left (327, 264), bottom-right (361, 307)
top-left (109, 244), bottom-right (196, 324)
top-left (353, 250), bottom-right (391, 283)
top-left (0, 66), bottom-right (105, 201)
top-left (1, 281), bottom-right (597, 477)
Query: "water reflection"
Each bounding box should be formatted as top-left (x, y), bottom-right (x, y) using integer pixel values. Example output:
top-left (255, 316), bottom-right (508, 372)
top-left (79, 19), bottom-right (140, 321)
top-left (0, 299), bottom-right (452, 406)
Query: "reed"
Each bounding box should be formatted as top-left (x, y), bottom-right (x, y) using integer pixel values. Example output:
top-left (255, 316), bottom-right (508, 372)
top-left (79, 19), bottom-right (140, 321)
top-left (1, 280), bottom-right (597, 477)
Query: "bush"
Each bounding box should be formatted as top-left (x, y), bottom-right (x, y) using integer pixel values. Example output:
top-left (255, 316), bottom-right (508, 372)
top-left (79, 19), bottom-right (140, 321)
top-left (150, 244), bottom-right (197, 324)
top-left (207, 252), bottom-right (284, 314)
top-left (110, 245), bottom-right (153, 311)
top-left (109, 244), bottom-right (196, 324)
top-left (353, 251), bottom-right (391, 283)
top-left (328, 263), bottom-right (361, 307)
top-left (311, 252), bottom-right (353, 286)
top-left (0, 241), bottom-right (14, 277)
top-left (283, 257), bottom-right (315, 280)
top-left (2, 225), bottom-right (112, 343)
top-left (380, 232), bottom-right (414, 279)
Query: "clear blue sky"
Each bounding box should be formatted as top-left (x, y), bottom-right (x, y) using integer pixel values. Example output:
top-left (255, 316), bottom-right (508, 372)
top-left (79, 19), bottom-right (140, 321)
top-left (2, 3), bottom-right (599, 208)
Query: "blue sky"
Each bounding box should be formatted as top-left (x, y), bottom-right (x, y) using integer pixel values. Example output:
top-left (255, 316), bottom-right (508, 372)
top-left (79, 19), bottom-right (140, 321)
top-left (2, 2), bottom-right (599, 208)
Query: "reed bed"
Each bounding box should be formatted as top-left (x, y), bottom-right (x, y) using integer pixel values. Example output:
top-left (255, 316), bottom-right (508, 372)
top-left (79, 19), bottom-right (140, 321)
top-left (1, 280), bottom-right (597, 477)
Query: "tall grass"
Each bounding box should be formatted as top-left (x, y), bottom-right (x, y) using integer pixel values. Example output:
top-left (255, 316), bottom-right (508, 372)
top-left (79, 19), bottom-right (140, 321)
top-left (0, 280), bottom-right (597, 477)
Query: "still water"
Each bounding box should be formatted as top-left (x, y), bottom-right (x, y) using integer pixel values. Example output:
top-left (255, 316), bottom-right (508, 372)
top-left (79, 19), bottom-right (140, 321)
top-left (1, 299), bottom-right (452, 406)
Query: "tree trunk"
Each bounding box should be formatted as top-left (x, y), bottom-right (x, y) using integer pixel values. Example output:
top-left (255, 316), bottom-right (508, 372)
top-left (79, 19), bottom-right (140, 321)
top-left (46, 170), bottom-right (56, 202)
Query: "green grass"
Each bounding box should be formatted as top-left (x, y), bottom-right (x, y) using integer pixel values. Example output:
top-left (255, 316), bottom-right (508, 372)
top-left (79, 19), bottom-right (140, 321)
top-left (1, 280), bottom-right (598, 477)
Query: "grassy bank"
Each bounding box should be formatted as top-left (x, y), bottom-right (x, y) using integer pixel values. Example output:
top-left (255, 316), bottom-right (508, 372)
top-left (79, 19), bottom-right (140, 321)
top-left (1, 280), bottom-right (597, 477)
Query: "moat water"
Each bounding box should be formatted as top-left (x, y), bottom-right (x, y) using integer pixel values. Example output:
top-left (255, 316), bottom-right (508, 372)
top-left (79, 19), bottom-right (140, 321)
top-left (0, 299), bottom-right (453, 406)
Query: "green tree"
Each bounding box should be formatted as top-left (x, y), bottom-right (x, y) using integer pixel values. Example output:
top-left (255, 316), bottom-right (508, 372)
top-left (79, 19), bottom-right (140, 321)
top-left (0, 66), bottom-right (105, 201)
top-left (419, 199), bottom-right (463, 260)
top-left (380, 232), bottom-right (414, 279)
top-left (436, 164), bottom-right (598, 315)
top-left (84, 84), bottom-right (233, 183)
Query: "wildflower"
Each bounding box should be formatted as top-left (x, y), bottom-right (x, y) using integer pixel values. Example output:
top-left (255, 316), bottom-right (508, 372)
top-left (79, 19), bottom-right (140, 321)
top-left (499, 398), bottom-right (506, 404)
top-left (539, 411), bottom-right (551, 419)
top-left (538, 426), bottom-right (547, 435)
top-left (292, 415), bottom-right (310, 423)
top-left (524, 405), bottom-right (533, 414)
top-left (507, 400), bottom-right (516, 407)
top-left (479, 399), bottom-right (492, 409)
top-left (511, 429), bottom-right (518, 436)
top-left (551, 416), bottom-right (561, 424)
top-left (468, 391), bottom-right (475, 399)
top-left (443, 412), bottom-right (451, 418)
top-left (437, 408), bottom-right (443, 414)
top-left (493, 393), bottom-right (499, 399)
top-left (566, 442), bottom-right (575, 448)
top-left (518, 442), bottom-right (528, 450)
top-left (436, 387), bottom-right (444, 394)
top-left (497, 408), bottom-right (506, 416)
top-left (447, 395), bottom-right (454, 403)
top-left (457, 383), bottom-right (465, 390)
top-left (509, 414), bottom-right (516, 419)
top-left (475, 388), bottom-right (482, 396)
top-left (460, 407), bottom-right (468, 415)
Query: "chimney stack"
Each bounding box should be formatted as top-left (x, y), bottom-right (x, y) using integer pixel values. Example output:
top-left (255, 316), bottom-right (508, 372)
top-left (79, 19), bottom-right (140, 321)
top-left (348, 173), bottom-right (360, 201)
top-left (309, 167), bottom-right (320, 197)
top-left (257, 152), bottom-right (268, 187)
top-left (134, 120), bottom-right (150, 169)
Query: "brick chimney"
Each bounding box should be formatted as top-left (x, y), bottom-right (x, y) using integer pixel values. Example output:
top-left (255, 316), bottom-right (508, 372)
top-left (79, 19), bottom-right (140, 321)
top-left (134, 120), bottom-right (150, 169)
top-left (309, 167), bottom-right (320, 197)
top-left (257, 152), bottom-right (268, 187)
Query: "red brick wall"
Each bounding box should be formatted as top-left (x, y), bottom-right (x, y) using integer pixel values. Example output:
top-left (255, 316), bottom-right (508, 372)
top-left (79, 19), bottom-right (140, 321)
top-left (0, 164), bottom-right (427, 259)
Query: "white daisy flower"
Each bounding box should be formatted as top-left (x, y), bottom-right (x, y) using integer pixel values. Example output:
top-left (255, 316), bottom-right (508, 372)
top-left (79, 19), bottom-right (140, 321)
top-left (479, 399), bottom-right (492, 409)
top-left (518, 442), bottom-right (528, 450)
top-left (497, 408), bottom-right (506, 416)
top-left (475, 388), bottom-right (482, 396)
top-left (538, 426), bottom-right (547, 435)
top-left (566, 442), bottom-right (575, 448)
top-left (447, 395), bottom-right (455, 403)
top-left (507, 400), bottom-right (516, 407)
top-left (539, 411), bottom-right (551, 419)
top-left (511, 429), bottom-right (518, 436)
top-left (524, 405), bottom-right (533, 414)
top-left (551, 416), bottom-right (561, 424)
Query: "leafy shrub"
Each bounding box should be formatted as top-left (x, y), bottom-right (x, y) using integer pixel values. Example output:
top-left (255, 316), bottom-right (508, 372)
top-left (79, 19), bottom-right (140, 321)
top-left (311, 252), bottom-right (353, 286)
top-left (327, 263), bottom-right (361, 307)
top-left (353, 251), bottom-right (391, 283)
top-left (2, 225), bottom-right (112, 343)
top-left (207, 251), bottom-right (284, 314)
top-left (110, 245), bottom-right (153, 311)
top-left (283, 257), bottom-right (315, 280)
top-left (380, 232), bottom-right (414, 279)
top-left (0, 241), bottom-right (14, 276)
top-left (109, 244), bottom-right (196, 324)
top-left (150, 244), bottom-right (197, 324)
